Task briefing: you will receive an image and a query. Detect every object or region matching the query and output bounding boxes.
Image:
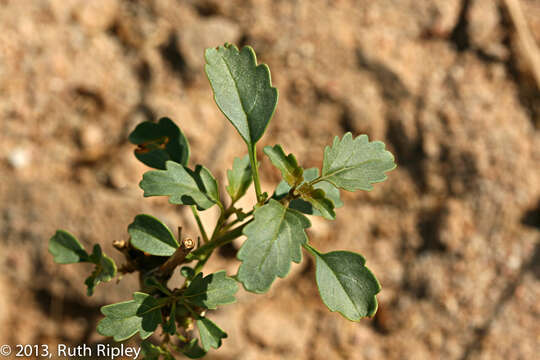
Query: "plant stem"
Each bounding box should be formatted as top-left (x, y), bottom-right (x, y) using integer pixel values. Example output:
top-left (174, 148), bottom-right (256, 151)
top-left (190, 206), bottom-right (209, 243)
top-left (248, 144), bottom-right (263, 203)
top-left (185, 221), bottom-right (250, 263)
top-left (302, 242), bottom-right (319, 256)
top-left (183, 302), bottom-right (201, 320)
top-left (158, 238), bottom-right (195, 278)
top-left (221, 211), bottom-right (253, 232)
top-left (192, 255), bottom-right (210, 277)
top-left (308, 176), bottom-right (325, 186)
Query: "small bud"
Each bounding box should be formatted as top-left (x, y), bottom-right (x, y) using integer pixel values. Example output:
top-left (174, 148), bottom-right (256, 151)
top-left (183, 238), bottom-right (195, 250)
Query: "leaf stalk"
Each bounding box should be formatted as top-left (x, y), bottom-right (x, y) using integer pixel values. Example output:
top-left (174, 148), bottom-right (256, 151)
top-left (248, 144), bottom-right (264, 204)
top-left (190, 206), bottom-right (209, 243)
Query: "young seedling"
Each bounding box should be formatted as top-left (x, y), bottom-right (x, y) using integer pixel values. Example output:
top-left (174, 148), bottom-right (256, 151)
top-left (49, 43), bottom-right (396, 359)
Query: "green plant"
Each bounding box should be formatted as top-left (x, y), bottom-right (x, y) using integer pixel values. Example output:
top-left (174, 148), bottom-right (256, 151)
top-left (49, 43), bottom-right (396, 359)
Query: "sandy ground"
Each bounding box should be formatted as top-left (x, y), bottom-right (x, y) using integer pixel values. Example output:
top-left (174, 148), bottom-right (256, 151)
top-left (0, 0), bottom-right (539, 359)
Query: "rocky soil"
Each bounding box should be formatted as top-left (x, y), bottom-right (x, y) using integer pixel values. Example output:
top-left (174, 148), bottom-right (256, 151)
top-left (0, 0), bottom-right (539, 359)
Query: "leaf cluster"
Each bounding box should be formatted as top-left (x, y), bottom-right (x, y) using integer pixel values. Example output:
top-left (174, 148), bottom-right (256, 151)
top-left (48, 43), bottom-right (396, 359)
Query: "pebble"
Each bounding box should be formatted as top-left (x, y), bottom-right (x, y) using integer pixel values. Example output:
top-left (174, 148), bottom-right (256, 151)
top-left (8, 147), bottom-right (30, 169)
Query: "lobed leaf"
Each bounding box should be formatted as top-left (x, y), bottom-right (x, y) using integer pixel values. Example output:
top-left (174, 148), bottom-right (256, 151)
top-left (193, 165), bottom-right (220, 205)
top-left (309, 247), bottom-right (381, 320)
top-left (321, 132), bottom-right (396, 191)
top-left (140, 341), bottom-right (174, 360)
top-left (205, 44), bottom-right (278, 146)
top-left (226, 155), bottom-right (252, 203)
top-left (180, 266), bottom-right (195, 279)
top-left (129, 117), bottom-right (190, 170)
top-left (196, 317), bottom-right (227, 351)
top-left (48, 230), bottom-right (88, 264)
top-left (263, 144), bottom-right (303, 187)
top-left (304, 168), bottom-right (343, 208)
top-left (140, 161), bottom-right (217, 210)
top-left (274, 168), bottom-right (343, 220)
top-left (183, 271), bottom-right (238, 310)
top-left (85, 244), bottom-right (117, 296)
top-left (140, 341), bottom-right (162, 360)
top-left (237, 199), bottom-right (310, 293)
top-left (296, 187), bottom-right (335, 220)
top-left (128, 214), bottom-right (179, 256)
top-left (163, 302), bottom-right (177, 335)
top-left (97, 292), bottom-right (163, 341)
top-left (182, 339), bottom-right (206, 359)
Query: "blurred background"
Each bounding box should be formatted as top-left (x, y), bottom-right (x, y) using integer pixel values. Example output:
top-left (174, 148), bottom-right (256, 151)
top-left (0, 0), bottom-right (539, 359)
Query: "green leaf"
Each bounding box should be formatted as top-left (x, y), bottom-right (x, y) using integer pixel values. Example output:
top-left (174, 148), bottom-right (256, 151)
top-left (174, 303), bottom-right (190, 318)
top-left (162, 353), bottom-right (175, 360)
top-left (97, 292), bottom-right (163, 341)
top-left (141, 341), bottom-right (173, 360)
top-left (129, 117), bottom-right (190, 169)
top-left (311, 178), bottom-right (343, 209)
top-left (180, 266), bottom-right (195, 279)
top-left (308, 247), bottom-right (381, 320)
top-left (237, 199), bottom-right (310, 293)
top-left (163, 302), bottom-right (176, 335)
top-left (295, 168), bottom-right (341, 220)
top-left (226, 155), bottom-right (252, 203)
top-left (85, 244), bottom-right (117, 296)
top-left (184, 271), bottom-right (238, 310)
top-left (48, 232), bottom-right (116, 295)
top-left (48, 230), bottom-right (88, 264)
top-left (205, 43), bottom-right (278, 146)
top-left (144, 276), bottom-right (172, 296)
top-left (263, 144), bottom-right (303, 187)
top-left (197, 317), bottom-right (227, 351)
top-left (128, 214), bottom-right (179, 256)
top-left (296, 187), bottom-right (335, 220)
top-left (273, 179), bottom-right (292, 199)
top-left (140, 341), bottom-right (162, 360)
top-left (140, 161), bottom-right (217, 210)
top-left (193, 165), bottom-right (220, 205)
top-left (321, 132), bottom-right (396, 191)
top-left (274, 168), bottom-right (343, 220)
top-left (182, 339), bottom-right (206, 359)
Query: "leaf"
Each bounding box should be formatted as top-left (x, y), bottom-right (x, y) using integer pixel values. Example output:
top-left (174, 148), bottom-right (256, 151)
top-left (309, 248), bottom-right (381, 320)
top-left (162, 353), bottom-right (175, 360)
top-left (140, 161), bottom-right (216, 210)
top-left (144, 276), bottom-right (172, 296)
top-left (296, 187), bottom-right (335, 220)
top-left (321, 132), bottom-right (396, 191)
top-left (184, 271), bottom-right (238, 310)
top-left (180, 266), bottom-right (195, 279)
top-left (141, 344), bottom-right (175, 360)
top-left (226, 155), bottom-right (252, 203)
top-left (263, 144), bottom-right (303, 187)
top-left (273, 179), bottom-right (291, 199)
top-left (129, 117), bottom-right (190, 169)
top-left (295, 168), bottom-right (341, 220)
top-left (48, 230), bottom-right (88, 264)
top-left (274, 168), bottom-right (343, 220)
top-left (140, 341), bottom-right (162, 360)
top-left (205, 44), bottom-right (278, 146)
top-left (97, 292), bottom-right (163, 341)
top-left (85, 244), bottom-right (117, 296)
top-left (304, 168), bottom-right (343, 208)
top-left (193, 165), bottom-right (220, 205)
top-left (182, 339), bottom-right (206, 359)
top-left (128, 214), bottom-right (179, 257)
top-left (163, 302), bottom-right (176, 335)
top-left (141, 341), bottom-right (171, 360)
top-left (237, 199), bottom-right (311, 293)
top-left (49, 232), bottom-right (116, 295)
top-left (197, 317), bottom-right (227, 351)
